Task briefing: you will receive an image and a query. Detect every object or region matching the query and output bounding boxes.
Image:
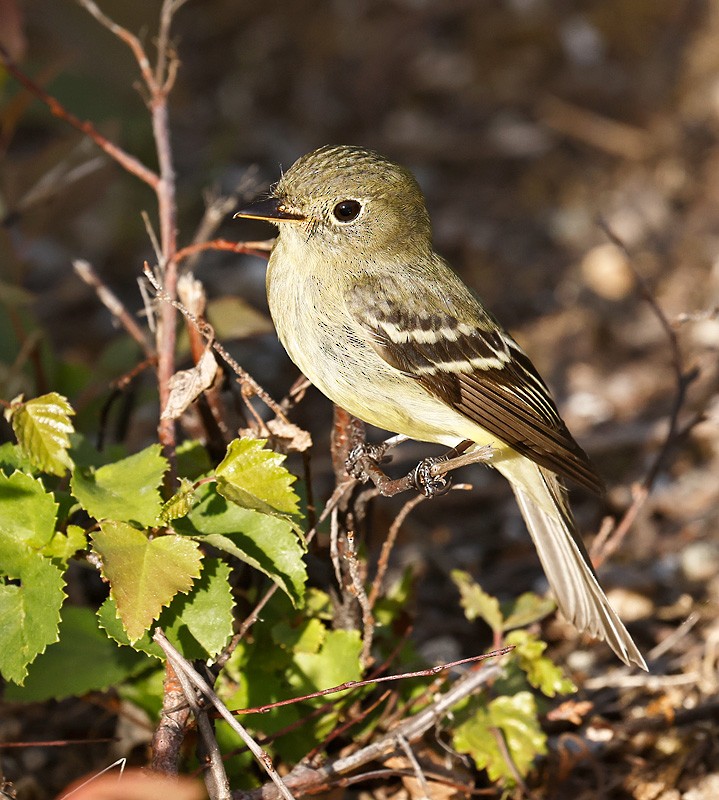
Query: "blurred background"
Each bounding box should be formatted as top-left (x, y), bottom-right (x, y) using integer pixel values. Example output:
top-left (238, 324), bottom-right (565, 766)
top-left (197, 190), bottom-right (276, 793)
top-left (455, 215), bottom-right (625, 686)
top-left (2, 0), bottom-right (719, 794)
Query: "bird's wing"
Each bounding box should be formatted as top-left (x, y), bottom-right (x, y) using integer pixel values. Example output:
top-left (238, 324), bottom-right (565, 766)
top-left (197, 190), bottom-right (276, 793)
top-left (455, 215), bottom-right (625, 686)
top-left (347, 277), bottom-right (603, 494)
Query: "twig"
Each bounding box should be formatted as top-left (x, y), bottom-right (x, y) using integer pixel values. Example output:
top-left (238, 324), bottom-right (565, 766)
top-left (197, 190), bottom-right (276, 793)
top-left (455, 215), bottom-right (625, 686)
top-left (150, 661), bottom-right (191, 774)
top-left (345, 530), bottom-right (375, 668)
top-left (0, 44), bottom-right (159, 189)
top-left (174, 239), bottom-right (274, 264)
top-left (591, 222), bottom-right (701, 567)
top-left (154, 630), bottom-right (296, 800)
top-left (396, 734), bottom-right (431, 799)
top-left (142, 263), bottom-right (289, 421)
top-left (236, 660), bottom-right (506, 800)
top-left (73, 260), bottom-right (153, 357)
top-left (369, 494), bottom-right (426, 609)
top-left (167, 644), bottom-right (231, 800)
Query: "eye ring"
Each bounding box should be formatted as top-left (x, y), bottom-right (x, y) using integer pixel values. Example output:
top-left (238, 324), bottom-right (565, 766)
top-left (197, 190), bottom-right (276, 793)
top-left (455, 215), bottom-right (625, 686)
top-left (333, 200), bottom-right (362, 223)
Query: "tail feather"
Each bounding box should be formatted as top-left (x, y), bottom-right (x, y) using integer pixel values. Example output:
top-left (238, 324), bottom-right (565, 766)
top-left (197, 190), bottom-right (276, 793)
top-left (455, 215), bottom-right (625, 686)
top-left (497, 458), bottom-right (646, 670)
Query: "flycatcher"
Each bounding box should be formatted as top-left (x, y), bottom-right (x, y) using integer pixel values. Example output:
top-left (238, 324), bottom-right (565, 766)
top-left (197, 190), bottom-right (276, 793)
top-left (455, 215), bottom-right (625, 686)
top-left (235, 144), bottom-right (645, 669)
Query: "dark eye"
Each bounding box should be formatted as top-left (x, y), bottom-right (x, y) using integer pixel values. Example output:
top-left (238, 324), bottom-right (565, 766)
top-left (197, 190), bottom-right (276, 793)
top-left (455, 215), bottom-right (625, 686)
top-left (333, 200), bottom-right (362, 222)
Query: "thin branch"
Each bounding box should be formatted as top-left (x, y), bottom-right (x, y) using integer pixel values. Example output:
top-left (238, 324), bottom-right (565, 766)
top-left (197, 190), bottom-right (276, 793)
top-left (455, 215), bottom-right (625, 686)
top-left (168, 648), bottom-right (231, 800)
top-left (0, 45), bottom-right (159, 189)
top-left (174, 239), bottom-right (274, 264)
top-left (345, 530), bottom-right (375, 668)
top-left (369, 494), bottom-right (425, 609)
top-left (73, 260), bottom-right (154, 357)
top-left (236, 660), bottom-right (506, 800)
top-left (76, 0), bottom-right (156, 90)
top-left (154, 630), bottom-right (296, 800)
top-left (396, 734), bottom-right (431, 799)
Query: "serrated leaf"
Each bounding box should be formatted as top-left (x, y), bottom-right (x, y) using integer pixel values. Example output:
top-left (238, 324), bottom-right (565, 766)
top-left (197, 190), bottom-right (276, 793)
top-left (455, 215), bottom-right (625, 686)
top-left (502, 592), bottom-right (556, 632)
top-left (452, 570), bottom-right (503, 633)
top-left (215, 438), bottom-right (300, 518)
top-left (72, 444), bottom-right (167, 527)
top-left (99, 558), bottom-right (233, 660)
top-left (4, 606), bottom-right (149, 701)
top-left (160, 478), bottom-right (197, 522)
top-left (0, 442), bottom-right (35, 475)
top-left (174, 484), bottom-right (306, 606)
top-left (43, 524), bottom-right (88, 564)
top-left (0, 470), bottom-right (58, 548)
top-left (92, 521), bottom-right (202, 643)
top-left (0, 540), bottom-right (65, 684)
top-left (453, 691), bottom-right (546, 784)
top-left (97, 596), bottom-right (163, 659)
top-left (162, 557), bottom-right (234, 659)
top-left (7, 392), bottom-right (75, 476)
top-left (505, 630), bottom-right (576, 697)
top-left (288, 629), bottom-right (363, 697)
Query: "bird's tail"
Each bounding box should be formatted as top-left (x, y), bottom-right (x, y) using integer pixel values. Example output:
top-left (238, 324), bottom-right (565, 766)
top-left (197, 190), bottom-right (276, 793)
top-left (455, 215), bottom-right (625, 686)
top-left (495, 456), bottom-right (646, 670)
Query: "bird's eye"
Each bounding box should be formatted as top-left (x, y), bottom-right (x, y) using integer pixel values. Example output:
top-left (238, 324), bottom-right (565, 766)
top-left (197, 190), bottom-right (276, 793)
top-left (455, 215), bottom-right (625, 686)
top-left (333, 200), bottom-right (362, 223)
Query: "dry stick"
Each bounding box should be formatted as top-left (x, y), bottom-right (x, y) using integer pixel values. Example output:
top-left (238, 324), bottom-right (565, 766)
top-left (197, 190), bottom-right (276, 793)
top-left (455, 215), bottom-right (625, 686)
top-left (167, 647), bottom-right (231, 800)
top-left (238, 661), bottom-right (505, 800)
top-left (142, 263), bottom-right (290, 422)
top-left (592, 221), bottom-right (700, 567)
top-left (0, 45), bottom-right (159, 190)
top-left (396, 734), bottom-right (431, 798)
top-left (369, 494), bottom-right (426, 610)
top-left (174, 239), bottom-right (274, 264)
top-left (154, 630), bottom-right (296, 800)
top-left (345, 530), bottom-right (375, 668)
top-left (73, 260), bottom-right (154, 357)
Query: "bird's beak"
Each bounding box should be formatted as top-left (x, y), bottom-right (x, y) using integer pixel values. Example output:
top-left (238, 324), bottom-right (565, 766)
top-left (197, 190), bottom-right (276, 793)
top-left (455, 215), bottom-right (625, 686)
top-left (233, 197), bottom-right (306, 222)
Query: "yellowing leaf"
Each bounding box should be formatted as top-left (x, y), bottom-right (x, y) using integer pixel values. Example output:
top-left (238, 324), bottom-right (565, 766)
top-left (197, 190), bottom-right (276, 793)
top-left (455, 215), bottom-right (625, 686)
top-left (505, 630), bottom-right (576, 697)
top-left (92, 522), bottom-right (202, 643)
top-left (6, 393), bottom-right (74, 476)
top-left (216, 438), bottom-right (300, 518)
top-left (453, 691), bottom-right (546, 785)
top-left (451, 570), bottom-right (503, 634)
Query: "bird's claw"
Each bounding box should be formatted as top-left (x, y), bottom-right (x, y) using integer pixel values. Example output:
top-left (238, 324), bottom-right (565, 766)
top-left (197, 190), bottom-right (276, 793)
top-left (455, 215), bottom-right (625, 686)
top-left (345, 443), bottom-right (388, 481)
top-left (412, 457), bottom-right (452, 497)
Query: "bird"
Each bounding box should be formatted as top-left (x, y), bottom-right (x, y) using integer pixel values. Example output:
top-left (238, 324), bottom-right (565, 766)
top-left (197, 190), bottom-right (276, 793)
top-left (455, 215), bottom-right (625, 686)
top-left (234, 144), bottom-right (646, 669)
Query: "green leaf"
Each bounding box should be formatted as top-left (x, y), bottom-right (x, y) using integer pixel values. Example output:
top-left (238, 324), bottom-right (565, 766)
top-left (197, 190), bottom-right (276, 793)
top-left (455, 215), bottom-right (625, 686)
top-left (72, 444), bottom-right (167, 526)
top-left (272, 617), bottom-right (326, 655)
top-left (453, 691), bottom-right (547, 785)
top-left (160, 478), bottom-right (197, 522)
top-left (97, 596), bottom-right (163, 659)
top-left (5, 392), bottom-right (75, 476)
top-left (162, 558), bottom-right (234, 659)
top-left (452, 570), bottom-right (503, 634)
top-left (505, 630), bottom-right (576, 697)
top-left (92, 521), bottom-right (202, 643)
top-left (0, 540), bottom-right (65, 684)
top-left (174, 484), bottom-right (306, 606)
top-left (43, 524), bottom-right (88, 564)
top-left (215, 438), bottom-right (300, 519)
top-left (0, 470), bottom-right (58, 548)
top-left (4, 606), bottom-right (150, 701)
top-left (99, 558), bottom-right (234, 660)
top-left (0, 442), bottom-right (35, 475)
top-left (502, 592), bottom-right (556, 632)
top-left (288, 629), bottom-right (363, 697)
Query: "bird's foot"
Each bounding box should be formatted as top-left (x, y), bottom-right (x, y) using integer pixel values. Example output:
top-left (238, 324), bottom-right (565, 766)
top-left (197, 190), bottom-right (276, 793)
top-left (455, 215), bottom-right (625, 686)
top-left (412, 457), bottom-right (453, 497)
top-left (345, 442), bottom-right (390, 482)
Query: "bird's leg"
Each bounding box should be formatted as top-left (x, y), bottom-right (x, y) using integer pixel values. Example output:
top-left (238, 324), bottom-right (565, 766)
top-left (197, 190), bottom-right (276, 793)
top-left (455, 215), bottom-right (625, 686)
top-left (347, 438), bottom-right (493, 499)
